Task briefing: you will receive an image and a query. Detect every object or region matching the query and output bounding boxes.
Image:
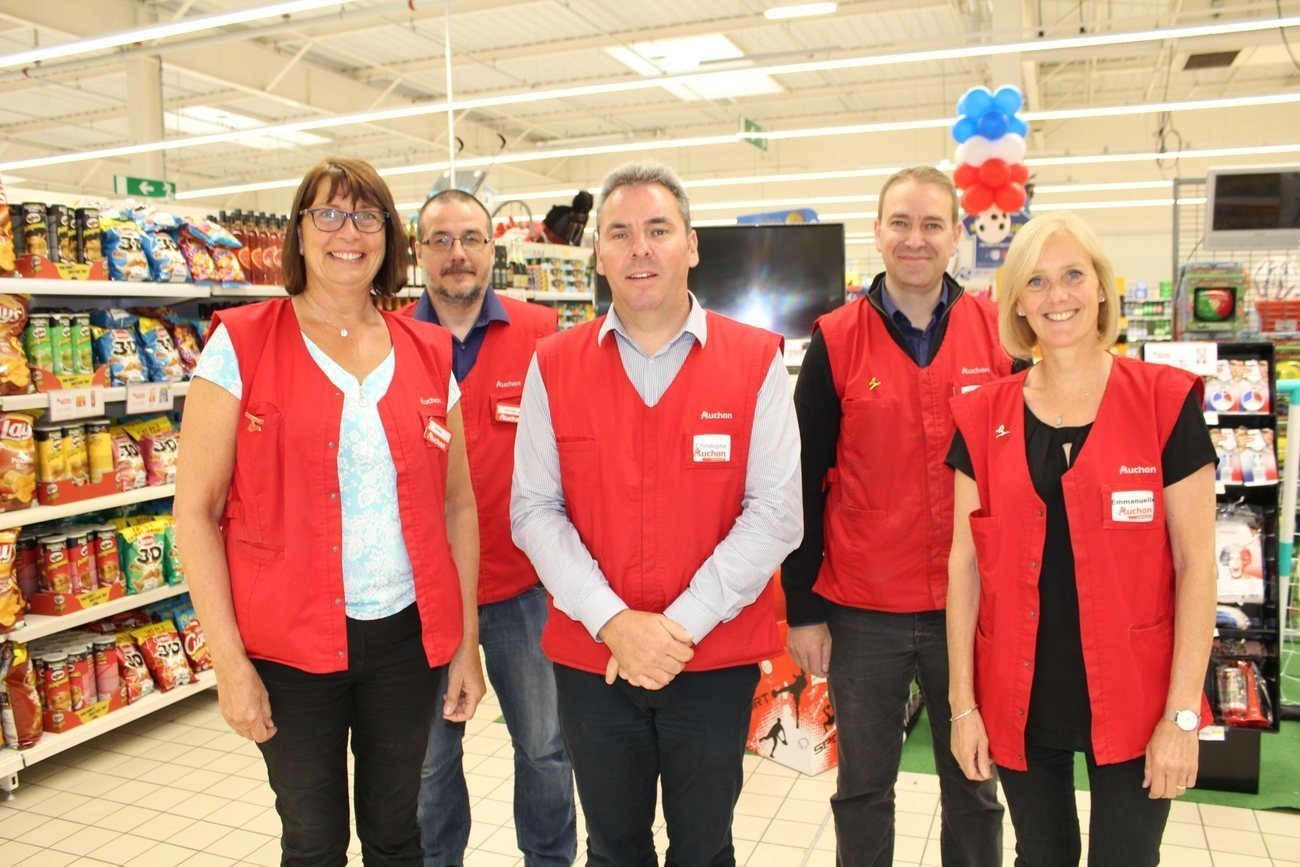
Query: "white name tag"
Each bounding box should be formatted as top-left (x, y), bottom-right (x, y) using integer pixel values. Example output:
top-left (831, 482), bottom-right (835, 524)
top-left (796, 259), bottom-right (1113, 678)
top-left (960, 384), bottom-right (981, 394)
top-left (495, 403), bottom-right (521, 423)
top-left (692, 433), bottom-right (732, 463)
top-left (1111, 490), bottom-right (1155, 523)
top-left (424, 419), bottom-right (452, 451)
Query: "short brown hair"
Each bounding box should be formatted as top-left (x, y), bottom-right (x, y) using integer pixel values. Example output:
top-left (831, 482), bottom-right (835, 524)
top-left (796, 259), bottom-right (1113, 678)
top-left (281, 157), bottom-right (409, 297)
top-left (877, 166), bottom-right (959, 226)
top-left (417, 189), bottom-right (492, 238)
top-left (998, 212), bottom-right (1122, 359)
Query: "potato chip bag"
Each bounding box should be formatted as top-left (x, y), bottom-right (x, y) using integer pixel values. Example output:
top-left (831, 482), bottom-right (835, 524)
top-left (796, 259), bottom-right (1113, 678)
top-left (1, 642), bottom-right (42, 748)
top-left (114, 633), bottom-right (155, 703)
top-left (111, 427), bottom-right (146, 491)
top-left (0, 295), bottom-right (30, 395)
top-left (0, 179), bottom-right (14, 275)
top-left (0, 413), bottom-right (36, 512)
top-left (0, 529), bottom-right (24, 633)
top-left (135, 317), bottom-right (185, 382)
top-left (130, 621), bottom-right (192, 691)
top-left (102, 218), bottom-right (149, 282)
top-left (89, 309), bottom-right (147, 386)
top-left (119, 520), bottom-right (166, 594)
top-left (121, 415), bottom-right (178, 486)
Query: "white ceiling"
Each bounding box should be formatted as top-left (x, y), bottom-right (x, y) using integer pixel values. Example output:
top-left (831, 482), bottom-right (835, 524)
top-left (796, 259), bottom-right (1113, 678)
top-left (2, 0), bottom-right (1298, 255)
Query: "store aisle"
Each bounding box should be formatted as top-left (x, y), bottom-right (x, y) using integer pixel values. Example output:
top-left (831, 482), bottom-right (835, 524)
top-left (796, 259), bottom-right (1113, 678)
top-left (1, 687), bottom-right (1298, 866)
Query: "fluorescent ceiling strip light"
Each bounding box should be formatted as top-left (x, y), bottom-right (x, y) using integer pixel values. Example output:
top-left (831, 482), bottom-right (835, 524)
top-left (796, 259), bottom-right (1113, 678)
top-left (0, 0), bottom-right (358, 71)
top-left (1026, 143), bottom-right (1300, 167)
top-left (765, 3), bottom-right (838, 20)
top-left (3, 16), bottom-right (1295, 173)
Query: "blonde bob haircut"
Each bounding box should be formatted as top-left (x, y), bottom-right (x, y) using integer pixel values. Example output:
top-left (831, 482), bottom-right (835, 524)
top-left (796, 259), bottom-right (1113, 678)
top-left (998, 212), bottom-right (1122, 360)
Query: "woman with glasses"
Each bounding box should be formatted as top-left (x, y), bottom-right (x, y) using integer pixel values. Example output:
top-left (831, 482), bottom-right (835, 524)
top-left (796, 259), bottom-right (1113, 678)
top-left (944, 212), bottom-right (1216, 866)
top-left (177, 157), bottom-right (484, 866)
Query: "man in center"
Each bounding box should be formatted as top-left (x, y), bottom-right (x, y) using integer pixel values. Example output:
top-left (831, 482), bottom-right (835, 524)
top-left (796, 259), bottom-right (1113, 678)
top-left (782, 167), bottom-right (1008, 866)
top-left (511, 160), bottom-right (803, 867)
top-left (411, 188), bottom-right (577, 867)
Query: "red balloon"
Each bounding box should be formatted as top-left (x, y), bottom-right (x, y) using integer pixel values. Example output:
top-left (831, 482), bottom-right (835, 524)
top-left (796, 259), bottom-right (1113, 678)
top-left (994, 182), bottom-right (1027, 213)
top-left (1009, 163), bottom-right (1029, 184)
top-left (978, 159), bottom-right (1010, 188)
top-left (953, 163), bottom-right (979, 189)
top-left (963, 184), bottom-right (993, 215)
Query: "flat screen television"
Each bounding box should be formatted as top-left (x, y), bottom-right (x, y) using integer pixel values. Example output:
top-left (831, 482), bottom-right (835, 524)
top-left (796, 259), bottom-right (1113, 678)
top-left (1204, 166), bottom-right (1300, 250)
top-left (595, 223), bottom-right (846, 339)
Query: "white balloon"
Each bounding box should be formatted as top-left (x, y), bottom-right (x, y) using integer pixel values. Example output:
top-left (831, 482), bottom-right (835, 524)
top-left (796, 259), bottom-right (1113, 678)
top-left (958, 136), bottom-right (993, 167)
top-left (990, 134), bottom-right (1027, 164)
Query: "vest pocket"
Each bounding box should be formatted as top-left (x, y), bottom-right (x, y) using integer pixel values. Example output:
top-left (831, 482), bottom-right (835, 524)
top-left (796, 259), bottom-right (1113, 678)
top-left (838, 398), bottom-right (897, 510)
top-left (967, 512), bottom-right (1001, 582)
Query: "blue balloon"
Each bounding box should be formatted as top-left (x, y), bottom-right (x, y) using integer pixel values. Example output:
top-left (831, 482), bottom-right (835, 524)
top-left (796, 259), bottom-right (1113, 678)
top-left (978, 109), bottom-right (1008, 140)
top-left (952, 116), bottom-right (978, 143)
top-left (957, 86), bottom-right (994, 118)
top-left (1008, 116), bottom-right (1029, 137)
top-left (993, 86), bottom-right (1023, 115)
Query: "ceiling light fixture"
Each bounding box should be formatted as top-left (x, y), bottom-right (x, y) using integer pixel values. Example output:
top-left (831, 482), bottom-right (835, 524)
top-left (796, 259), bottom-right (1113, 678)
top-left (1, 15), bottom-right (1294, 173)
top-left (764, 3), bottom-right (839, 20)
top-left (0, 0), bottom-right (359, 71)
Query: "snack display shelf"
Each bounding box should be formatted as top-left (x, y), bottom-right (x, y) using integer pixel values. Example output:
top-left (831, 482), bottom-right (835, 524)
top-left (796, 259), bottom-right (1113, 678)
top-left (0, 744), bottom-right (22, 778)
top-left (0, 483), bottom-right (176, 531)
top-left (208, 284), bottom-right (284, 298)
top-left (6, 670), bottom-right (217, 770)
top-left (525, 291), bottom-right (593, 302)
top-left (0, 381), bottom-right (191, 412)
top-left (0, 278), bottom-right (211, 301)
top-left (0, 583), bottom-right (190, 645)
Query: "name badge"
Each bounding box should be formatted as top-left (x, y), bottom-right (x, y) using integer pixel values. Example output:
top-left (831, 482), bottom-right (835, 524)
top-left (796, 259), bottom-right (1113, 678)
top-left (1111, 490), bottom-right (1155, 523)
top-left (692, 434), bottom-right (731, 463)
top-left (424, 418), bottom-right (452, 451)
top-left (959, 384), bottom-right (981, 394)
top-left (495, 403), bottom-right (521, 424)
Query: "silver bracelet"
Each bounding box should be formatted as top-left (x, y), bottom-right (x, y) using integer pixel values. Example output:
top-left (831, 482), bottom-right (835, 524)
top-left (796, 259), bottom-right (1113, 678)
top-left (950, 704), bottom-right (978, 722)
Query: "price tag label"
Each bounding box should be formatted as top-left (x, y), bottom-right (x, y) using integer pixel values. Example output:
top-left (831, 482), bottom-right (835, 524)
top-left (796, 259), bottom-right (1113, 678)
top-left (125, 383), bottom-right (175, 415)
top-left (1142, 342), bottom-right (1217, 376)
top-left (46, 387), bottom-right (102, 422)
top-left (1198, 725), bottom-right (1226, 742)
top-left (1203, 411), bottom-right (1219, 426)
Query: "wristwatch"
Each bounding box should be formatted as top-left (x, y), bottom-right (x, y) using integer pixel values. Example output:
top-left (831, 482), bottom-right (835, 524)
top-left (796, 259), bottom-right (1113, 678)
top-left (1165, 708), bottom-right (1199, 732)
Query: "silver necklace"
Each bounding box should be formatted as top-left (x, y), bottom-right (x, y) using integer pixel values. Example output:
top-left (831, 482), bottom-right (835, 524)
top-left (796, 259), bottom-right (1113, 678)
top-left (305, 294), bottom-right (364, 339)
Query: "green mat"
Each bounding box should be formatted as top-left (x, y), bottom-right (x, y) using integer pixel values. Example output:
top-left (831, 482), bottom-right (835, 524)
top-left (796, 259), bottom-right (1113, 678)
top-left (900, 709), bottom-right (1300, 811)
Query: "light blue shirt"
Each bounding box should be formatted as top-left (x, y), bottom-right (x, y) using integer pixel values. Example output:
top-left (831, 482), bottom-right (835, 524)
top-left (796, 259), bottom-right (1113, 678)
top-left (194, 324), bottom-right (460, 620)
top-left (510, 294), bottom-right (803, 644)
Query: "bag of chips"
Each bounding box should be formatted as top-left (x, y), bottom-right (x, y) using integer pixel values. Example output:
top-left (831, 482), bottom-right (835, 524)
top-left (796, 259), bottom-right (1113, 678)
top-left (140, 229), bottom-right (190, 283)
top-left (0, 529), bottom-right (24, 633)
top-left (1, 642), bottom-right (42, 748)
top-left (186, 220), bottom-right (247, 286)
top-left (119, 520), bottom-right (166, 594)
top-left (160, 518), bottom-right (185, 585)
top-left (176, 225), bottom-right (219, 284)
top-left (115, 633), bottom-right (155, 703)
top-left (121, 415), bottom-right (178, 486)
top-left (173, 603), bottom-right (212, 673)
top-left (89, 309), bottom-right (147, 386)
top-left (130, 621), bottom-right (192, 692)
top-left (0, 295), bottom-right (30, 396)
top-left (111, 427), bottom-right (147, 491)
top-left (0, 413), bottom-right (35, 513)
top-left (0, 179), bottom-right (14, 276)
top-left (165, 316), bottom-right (202, 378)
top-left (135, 317), bottom-right (185, 382)
top-left (102, 217), bottom-right (150, 282)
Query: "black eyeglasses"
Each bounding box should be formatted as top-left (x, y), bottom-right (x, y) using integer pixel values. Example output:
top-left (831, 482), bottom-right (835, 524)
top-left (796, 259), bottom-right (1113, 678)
top-left (300, 208), bottom-right (389, 233)
top-left (420, 234), bottom-right (491, 252)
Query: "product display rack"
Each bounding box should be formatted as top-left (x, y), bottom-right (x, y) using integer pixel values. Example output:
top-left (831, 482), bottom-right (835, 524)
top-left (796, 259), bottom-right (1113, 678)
top-left (1147, 340), bottom-right (1283, 793)
top-left (0, 275), bottom-right (196, 796)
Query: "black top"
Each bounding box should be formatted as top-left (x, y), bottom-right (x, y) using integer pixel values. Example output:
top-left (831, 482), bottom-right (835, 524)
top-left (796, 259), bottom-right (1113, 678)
top-left (947, 388), bottom-right (1216, 750)
top-left (780, 273), bottom-right (972, 625)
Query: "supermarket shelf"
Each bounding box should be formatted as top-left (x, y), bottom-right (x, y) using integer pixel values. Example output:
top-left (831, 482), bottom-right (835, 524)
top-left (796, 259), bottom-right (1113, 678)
top-left (208, 284), bottom-right (286, 298)
top-left (1, 583), bottom-right (190, 645)
top-left (0, 278), bottom-right (210, 300)
top-left (1, 381), bottom-right (190, 412)
top-left (0, 745), bottom-right (22, 778)
top-left (512, 241), bottom-right (593, 262)
top-left (1124, 316), bottom-right (1173, 322)
top-left (12, 670), bottom-right (217, 768)
top-left (0, 483), bottom-right (176, 531)
top-left (525, 291), bottom-right (594, 302)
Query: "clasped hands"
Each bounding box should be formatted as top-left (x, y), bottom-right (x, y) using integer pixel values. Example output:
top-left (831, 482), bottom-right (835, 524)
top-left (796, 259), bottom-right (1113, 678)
top-left (598, 610), bottom-right (695, 690)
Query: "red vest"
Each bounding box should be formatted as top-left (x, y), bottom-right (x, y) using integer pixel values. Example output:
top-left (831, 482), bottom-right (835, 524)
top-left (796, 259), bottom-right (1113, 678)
top-left (815, 291), bottom-right (1009, 613)
top-left (214, 299), bottom-right (463, 674)
top-left (537, 312), bottom-right (783, 674)
top-left (456, 298), bottom-right (556, 604)
top-left (949, 356), bottom-right (1205, 769)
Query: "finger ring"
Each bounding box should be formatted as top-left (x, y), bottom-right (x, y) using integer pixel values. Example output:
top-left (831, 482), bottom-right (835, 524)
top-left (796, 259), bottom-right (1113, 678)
top-left (1176, 785), bottom-right (1187, 791)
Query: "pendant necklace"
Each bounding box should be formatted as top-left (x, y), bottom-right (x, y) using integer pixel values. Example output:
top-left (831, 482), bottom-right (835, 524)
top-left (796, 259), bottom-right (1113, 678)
top-left (305, 293), bottom-right (361, 338)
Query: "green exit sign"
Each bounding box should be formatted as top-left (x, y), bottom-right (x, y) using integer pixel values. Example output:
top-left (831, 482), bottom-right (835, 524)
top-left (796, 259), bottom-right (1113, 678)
top-left (741, 116), bottom-right (768, 152)
top-left (113, 175), bottom-right (177, 198)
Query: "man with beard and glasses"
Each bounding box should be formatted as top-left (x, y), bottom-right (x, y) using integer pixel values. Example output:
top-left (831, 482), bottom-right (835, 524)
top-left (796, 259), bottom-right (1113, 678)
top-left (408, 189), bottom-right (577, 867)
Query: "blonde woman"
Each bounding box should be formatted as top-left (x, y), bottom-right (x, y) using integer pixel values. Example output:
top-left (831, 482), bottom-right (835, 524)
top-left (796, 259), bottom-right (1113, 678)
top-left (945, 212), bottom-right (1216, 865)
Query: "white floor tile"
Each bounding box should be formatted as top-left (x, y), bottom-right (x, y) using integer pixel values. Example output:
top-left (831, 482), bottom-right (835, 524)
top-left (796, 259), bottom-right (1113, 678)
top-left (1205, 826), bottom-right (1270, 857)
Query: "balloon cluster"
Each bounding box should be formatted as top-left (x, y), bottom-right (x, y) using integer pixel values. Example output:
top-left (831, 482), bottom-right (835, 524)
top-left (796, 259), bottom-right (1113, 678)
top-left (952, 86), bottom-right (1029, 215)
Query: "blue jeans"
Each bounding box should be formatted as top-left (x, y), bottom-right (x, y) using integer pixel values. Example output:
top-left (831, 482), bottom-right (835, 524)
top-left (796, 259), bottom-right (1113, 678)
top-left (418, 585), bottom-right (576, 866)
top-left (825, 604), bottom-right (1004, 867)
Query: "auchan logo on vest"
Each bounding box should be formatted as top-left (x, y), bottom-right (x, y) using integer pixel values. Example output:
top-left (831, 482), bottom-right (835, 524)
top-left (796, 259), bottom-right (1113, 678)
top-left (700, 410), bottom-right (733, 420)
top-left (1119, 465), bottom-right (1158, 475)
top-left (961, 366), bottom-right (990, 376)
top-left (496, 380), bottom-right (522, 389)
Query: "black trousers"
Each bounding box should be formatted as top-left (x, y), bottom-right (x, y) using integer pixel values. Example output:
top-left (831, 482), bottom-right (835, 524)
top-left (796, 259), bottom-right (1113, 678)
top-left (253, 604), bottom-right (444, 867)
top-left (553, 663), bottom-right (760, 867)
top-left (997, 743), bottom-right (1172, 867)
